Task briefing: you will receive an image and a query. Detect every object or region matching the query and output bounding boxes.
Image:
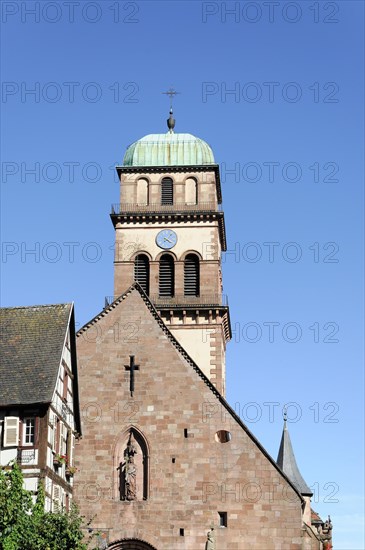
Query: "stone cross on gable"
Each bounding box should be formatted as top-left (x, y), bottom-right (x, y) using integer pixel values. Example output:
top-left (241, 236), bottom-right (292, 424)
top-left (124, 355), bottom-right (140, 397)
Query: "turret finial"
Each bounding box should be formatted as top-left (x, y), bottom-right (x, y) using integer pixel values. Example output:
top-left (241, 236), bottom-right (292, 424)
top-left (167, 108), bottom-right (175, 133)
top-left (283, 407), bottom-right (288, 427)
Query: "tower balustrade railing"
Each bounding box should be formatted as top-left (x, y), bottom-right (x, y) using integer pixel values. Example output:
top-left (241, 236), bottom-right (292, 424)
top-left (111, 202), bottom-right (222, 214)
top-left (104, 294), bottom-right (228, 308)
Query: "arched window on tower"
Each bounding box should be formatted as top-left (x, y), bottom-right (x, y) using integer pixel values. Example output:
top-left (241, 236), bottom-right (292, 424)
top-left (136, 178), bottom-right (149, 205)
top-left (184, 254), bottom-right (200, 296)
top-left (161, 177), bottom-right (173, 205)
top-left (134, 254), bottom-right (150, 295)
top-left (159, 254), bottom-right (174, 297)
top-left (185, 177), bottom-right (198, 205)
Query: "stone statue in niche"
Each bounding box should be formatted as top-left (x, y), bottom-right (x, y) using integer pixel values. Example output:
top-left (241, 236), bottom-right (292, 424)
top-left (124, 432), bottom-right (138, 501)
top-left (205, 527), bottom-right (215, 550)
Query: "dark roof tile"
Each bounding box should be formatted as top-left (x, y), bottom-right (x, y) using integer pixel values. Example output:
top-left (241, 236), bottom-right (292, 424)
top-left (277, 420), bottom-right (312, 496)
top-left (0, 304), bottom-right (72, 406)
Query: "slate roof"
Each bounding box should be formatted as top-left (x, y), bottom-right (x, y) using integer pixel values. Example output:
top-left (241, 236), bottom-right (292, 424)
top-left (277, 420), bottom-right (313, 496)
top-left (0, 303), bottom-right (72, 406)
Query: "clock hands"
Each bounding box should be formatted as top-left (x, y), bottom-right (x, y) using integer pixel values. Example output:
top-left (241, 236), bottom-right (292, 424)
top-left (156, 229), bottom-right (177, 249)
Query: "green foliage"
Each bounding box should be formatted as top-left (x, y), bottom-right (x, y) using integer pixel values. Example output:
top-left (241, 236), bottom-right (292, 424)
top-left (0, 463), bottom-right (91, 550)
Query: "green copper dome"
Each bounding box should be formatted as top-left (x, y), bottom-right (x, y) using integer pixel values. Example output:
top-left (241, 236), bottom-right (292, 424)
top-left (123, 132), bottom-right (215, 167)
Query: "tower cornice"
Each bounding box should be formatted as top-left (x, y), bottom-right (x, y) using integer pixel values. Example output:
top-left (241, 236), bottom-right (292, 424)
top-left (110, 209), bottom-right (227, 252)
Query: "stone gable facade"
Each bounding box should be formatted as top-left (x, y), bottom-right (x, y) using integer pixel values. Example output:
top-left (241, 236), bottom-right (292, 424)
top-left (74, 287), bottom-right (319, 549)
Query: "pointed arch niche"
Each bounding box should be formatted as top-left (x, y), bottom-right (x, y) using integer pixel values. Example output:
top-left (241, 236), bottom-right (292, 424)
top-left (113, 427), bottom-right (150, 501)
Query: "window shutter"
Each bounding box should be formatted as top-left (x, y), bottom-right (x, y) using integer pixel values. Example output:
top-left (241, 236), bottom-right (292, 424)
top-left (55, 419), bottom-right (59, 453)
top-left (161, 177), bottom-right (173, 205)
top-left (63, 371), bottom-right (68, 401)
top-left (52, 417), bottom-right (58, 452)
top-left (65, 492), bottom-right (70, 512)
top-left (134, 255), bottom-right (150, 295)
top-left (3, 417), bottom-right (19, 447)
top-left (52, 484), bottom-right (61, 512)
top-left (69, 432), bottom-right (75, 466)
top-left (159, 255), bottom-right (174, 297)
top-left (184, 254), bottom-right (200, 296)
top-left (60, 423), bottom-right (67, 455)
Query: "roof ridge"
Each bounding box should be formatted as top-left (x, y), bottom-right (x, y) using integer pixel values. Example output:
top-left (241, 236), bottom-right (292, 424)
top-left (1, 303), bottom-right (72, 311)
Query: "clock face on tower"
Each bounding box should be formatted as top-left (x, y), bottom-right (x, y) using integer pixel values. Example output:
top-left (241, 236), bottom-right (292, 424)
top-left (156, 229), bottom-right (178, 250)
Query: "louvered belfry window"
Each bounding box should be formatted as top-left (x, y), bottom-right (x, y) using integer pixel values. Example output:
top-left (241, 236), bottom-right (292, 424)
top-left (161, 177), bottom-right (173, 205)
top-left (159, 254), bottom-right (174, 297)
top-left (184, 254), bottom-right (200, 296)
top-left (134, 254), bottom-right (150, 295)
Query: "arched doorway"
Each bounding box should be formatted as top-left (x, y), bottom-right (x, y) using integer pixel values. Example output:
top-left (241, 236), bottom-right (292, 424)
top-left (108, 539), bottom-right (158, 550)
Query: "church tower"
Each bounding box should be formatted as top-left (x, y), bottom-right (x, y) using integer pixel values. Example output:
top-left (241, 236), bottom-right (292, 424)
top-left (74, 107), bottom-right (331, 550)
top-left (111, 108), bottom-right (231, 394)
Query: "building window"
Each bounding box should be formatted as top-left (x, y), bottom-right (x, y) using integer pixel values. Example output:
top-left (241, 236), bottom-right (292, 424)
top-left (215, 430), bottom-right (232, 443)
top-left (23, 417), bottom-right (35, 445)
top-left (161, 177), bottom-right (173, 205)
top-left (184, 254), bottom-right (200, 296)
top-left (218, 511), bottom-right (228, 528)
top-left (134, 254), bottom-right (150, 295)
top-left (136, 178), bottom-right (149, 205)
top-left (159, 254), bottom-right (174, 297)
top-left (185, 177), bottom-right (198, 204)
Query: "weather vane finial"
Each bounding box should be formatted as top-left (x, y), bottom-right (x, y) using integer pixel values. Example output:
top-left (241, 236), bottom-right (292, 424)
top-left (162, 87), bottom-right (180, 110)
top-left (162, 87), bottom-right (180, 132)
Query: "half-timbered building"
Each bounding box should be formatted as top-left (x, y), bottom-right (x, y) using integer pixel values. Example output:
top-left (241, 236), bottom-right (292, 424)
top-left (0, 303), bottom-right (81, 511)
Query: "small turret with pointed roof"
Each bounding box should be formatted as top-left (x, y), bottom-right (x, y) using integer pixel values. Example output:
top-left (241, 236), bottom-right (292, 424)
top-left (276, 410), bottom-right (312, 496)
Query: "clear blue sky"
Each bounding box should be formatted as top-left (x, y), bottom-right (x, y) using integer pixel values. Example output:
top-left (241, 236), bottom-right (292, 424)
top-left (1, 1), bottom-right (364, 548)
